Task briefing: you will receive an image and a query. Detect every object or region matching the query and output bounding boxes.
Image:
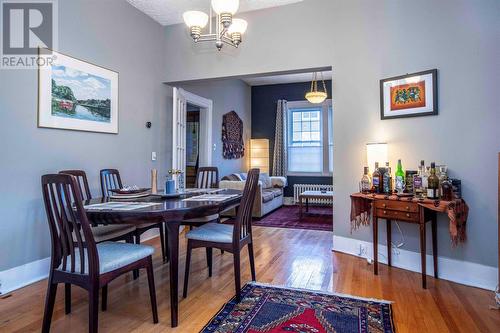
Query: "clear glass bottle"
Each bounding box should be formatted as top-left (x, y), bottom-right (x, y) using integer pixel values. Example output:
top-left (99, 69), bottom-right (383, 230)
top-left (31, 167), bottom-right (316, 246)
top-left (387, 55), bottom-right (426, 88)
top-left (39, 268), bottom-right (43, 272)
top-left (422, 165), bottom-right (430, 198)
top-left (383, 163), bottom-right (392, 194)
top-left (438, 165), bottom-right (448, 197)
top-left (372, 162), bottom-right (381, 193)
top-left (360, 167), bottom-right (371, 193)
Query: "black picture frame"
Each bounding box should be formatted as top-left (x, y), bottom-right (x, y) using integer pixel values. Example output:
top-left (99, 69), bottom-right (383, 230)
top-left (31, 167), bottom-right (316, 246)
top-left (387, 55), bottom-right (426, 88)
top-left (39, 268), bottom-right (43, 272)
top-left (380, 69), bottom-right (438, 120)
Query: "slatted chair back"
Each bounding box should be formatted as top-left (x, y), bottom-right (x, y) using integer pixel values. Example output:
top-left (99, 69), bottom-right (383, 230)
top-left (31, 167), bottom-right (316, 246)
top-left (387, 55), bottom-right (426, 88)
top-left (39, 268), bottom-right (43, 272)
top-left (195, 167), bottom-right (219, 189)
top-left (59, 170), bottom-right (92, 201)
top-left (41, 174), bottom-right (99, 278)
top-left (233, 168), bottom-right (260, 244)
top-left (100, 169), bottom-right (123, 197)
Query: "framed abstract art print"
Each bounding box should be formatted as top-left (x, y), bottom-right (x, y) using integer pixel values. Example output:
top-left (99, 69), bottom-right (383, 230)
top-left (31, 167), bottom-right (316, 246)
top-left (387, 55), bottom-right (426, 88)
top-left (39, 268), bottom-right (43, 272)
top-left (380, 69), bottom-right (437, 120)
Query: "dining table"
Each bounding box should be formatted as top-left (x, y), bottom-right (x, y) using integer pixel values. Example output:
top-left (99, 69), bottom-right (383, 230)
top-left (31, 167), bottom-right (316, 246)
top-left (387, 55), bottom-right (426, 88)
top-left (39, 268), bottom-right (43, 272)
top-left (83, 189), bottom-right (243, 327)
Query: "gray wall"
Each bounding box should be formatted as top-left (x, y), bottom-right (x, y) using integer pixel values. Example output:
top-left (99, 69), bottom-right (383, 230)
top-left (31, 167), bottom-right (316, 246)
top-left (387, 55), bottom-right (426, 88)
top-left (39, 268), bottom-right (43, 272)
top-left (176, 79), bottom-right (252, 178)
top-left (162, 0), bottom-right (500, 267)
top-left (0, 0), bottom-right (169, 271)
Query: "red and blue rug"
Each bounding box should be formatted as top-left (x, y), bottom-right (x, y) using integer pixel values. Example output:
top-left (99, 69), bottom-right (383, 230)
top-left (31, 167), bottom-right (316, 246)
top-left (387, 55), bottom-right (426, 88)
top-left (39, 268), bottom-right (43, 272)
top-left (202, 283), bottom-right (395, 333)
top-left (252, 206), bottom-right (332, 232)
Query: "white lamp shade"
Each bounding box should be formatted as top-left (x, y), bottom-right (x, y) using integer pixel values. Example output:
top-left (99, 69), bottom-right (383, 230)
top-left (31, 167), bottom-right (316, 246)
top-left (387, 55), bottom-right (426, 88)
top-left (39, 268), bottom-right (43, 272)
top-left (305, 91), bottom-right (327, 104)
top-left (228, 18), bottom-right (248, 34)
top-left (250, 139), bottom-right (269, 174)
top-left (211, 0), bottom-right (239, 15)
top-left (366, 143), bottom-right (388, 172)
top-left (183, 11), bottom-right (209, 28)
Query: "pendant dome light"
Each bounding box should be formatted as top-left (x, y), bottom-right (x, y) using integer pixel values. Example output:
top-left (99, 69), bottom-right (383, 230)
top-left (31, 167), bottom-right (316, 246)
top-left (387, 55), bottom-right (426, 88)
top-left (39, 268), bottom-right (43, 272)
top-left (305, 72), bottom-right (328, 104)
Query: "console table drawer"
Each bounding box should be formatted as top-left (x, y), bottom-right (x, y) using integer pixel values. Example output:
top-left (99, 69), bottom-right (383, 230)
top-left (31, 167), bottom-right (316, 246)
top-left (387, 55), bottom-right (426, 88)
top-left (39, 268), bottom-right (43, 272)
top-left (374, 200), bottom-right (419, 213)
top-left (376, 209), bottom-right (419, 222)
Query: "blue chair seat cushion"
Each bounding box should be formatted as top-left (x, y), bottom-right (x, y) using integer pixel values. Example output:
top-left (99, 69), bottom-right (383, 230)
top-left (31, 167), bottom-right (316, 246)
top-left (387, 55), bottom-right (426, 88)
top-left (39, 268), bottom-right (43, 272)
top-left (58, 241), bottom-right (154, 274)
top-left (186, 223), bottom-right (234, 243)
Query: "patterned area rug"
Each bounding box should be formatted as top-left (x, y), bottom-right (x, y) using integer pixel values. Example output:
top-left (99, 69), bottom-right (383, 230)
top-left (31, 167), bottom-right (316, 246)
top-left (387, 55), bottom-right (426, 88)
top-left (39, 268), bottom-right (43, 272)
top-left (201, 283), bottom-right (395, 333)
top-left (252, 205), bottom-right (332, 232)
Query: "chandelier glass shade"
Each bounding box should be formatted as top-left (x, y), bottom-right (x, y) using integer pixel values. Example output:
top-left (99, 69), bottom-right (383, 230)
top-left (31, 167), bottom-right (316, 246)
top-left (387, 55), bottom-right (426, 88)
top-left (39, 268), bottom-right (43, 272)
top-left (305, 72), bottom-right (328, 104)
top-left (182, 0), bottom-right (247, 50)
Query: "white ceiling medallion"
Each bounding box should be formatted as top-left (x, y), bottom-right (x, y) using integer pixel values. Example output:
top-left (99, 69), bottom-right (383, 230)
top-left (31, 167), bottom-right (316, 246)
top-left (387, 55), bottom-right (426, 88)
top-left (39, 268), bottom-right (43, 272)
top-left (183, 0), bottom-right (247, 51)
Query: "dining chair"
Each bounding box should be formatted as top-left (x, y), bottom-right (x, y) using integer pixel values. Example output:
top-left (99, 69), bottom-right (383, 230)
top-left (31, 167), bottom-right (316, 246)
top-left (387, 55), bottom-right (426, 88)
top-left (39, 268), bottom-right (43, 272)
top-left (183, 168), bottom-right (260, 302)
top-left (195, 167), bottom-right (219, 189)
top-left (100, 169), bottom-right (168, 266)
top-left (184, 167), bottom-right (223, 257)
top-left (41, 174), bottom-right (158, 333)
top-left (59, 170), bottom-right (136, 314)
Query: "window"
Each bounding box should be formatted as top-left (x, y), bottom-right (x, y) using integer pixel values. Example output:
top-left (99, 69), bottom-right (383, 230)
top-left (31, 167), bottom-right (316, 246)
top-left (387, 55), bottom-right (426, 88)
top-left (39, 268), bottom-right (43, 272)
top-left (287, 100), bottom-right (333, 175)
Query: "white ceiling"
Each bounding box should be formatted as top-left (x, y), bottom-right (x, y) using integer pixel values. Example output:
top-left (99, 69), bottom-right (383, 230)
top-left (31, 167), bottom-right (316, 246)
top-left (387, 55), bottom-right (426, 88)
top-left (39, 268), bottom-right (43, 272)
top-left (126, 0), bottom-right (304, 26)
top-left (242, 71), bottom-right (332, 86)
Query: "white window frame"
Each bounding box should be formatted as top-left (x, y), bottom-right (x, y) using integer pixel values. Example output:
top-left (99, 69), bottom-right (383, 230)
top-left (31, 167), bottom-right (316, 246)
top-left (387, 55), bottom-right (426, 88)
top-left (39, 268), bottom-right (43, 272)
top-left (286, 99), bottom-right (332, 177)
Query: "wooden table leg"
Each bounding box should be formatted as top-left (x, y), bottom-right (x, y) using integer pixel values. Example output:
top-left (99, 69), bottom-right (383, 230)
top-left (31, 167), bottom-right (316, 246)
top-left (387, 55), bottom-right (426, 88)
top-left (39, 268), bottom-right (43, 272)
top-left (432, 212), bottom-right (438, 279)
top-left (299, 196), bottom-right (303, 221)
top-left (419, 206), bottom-right (427, 289)
top-left (373, 216), bottom-right (378, 275)
top-left (387, 219), bottom-right (392, 267)
top-left (166, 221), bottom-right (181, 327)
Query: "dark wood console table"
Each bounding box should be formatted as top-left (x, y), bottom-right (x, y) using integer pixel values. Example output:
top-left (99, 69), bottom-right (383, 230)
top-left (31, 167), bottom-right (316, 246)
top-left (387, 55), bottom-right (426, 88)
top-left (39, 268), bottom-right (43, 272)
top-left (350, 193), bottom-right (469, 289)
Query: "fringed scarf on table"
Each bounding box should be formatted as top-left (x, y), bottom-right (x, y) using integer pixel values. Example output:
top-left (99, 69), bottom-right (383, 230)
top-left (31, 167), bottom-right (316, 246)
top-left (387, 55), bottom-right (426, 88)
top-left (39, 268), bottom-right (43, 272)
top-left (350, 195), bottom-right (372, 232)
top-left (350, 193), bottom-right (469, 245)
top-left (222, 111), bottom-right (245, 159)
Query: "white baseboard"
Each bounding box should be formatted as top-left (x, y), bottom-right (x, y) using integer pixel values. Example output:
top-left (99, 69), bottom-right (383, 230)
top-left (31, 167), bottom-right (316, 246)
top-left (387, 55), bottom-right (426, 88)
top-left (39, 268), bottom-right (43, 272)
top-left (0, 256), bottom-right (52, 295)
top-left (333, 235), bottom-right (498, 291)
top-left (0, 230), bottom-right (164, 295)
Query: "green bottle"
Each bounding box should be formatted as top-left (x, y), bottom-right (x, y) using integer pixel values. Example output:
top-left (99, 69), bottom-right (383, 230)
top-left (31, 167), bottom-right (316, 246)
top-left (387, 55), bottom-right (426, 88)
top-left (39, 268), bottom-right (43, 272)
top-left (395, 159), bottom-right (405, 193)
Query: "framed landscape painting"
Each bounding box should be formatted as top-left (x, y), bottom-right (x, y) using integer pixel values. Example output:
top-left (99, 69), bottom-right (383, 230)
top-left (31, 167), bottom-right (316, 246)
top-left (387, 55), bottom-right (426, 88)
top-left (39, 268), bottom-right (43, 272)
top-left (380, 69), bottom-right (437, 120)
top-left (38, 49), bottom-right (119, 133)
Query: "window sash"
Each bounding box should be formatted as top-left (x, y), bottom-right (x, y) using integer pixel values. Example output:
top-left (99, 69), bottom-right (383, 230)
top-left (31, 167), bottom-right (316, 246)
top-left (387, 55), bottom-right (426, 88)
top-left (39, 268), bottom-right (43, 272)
top-left (286, 100), bottom-right (332, 176)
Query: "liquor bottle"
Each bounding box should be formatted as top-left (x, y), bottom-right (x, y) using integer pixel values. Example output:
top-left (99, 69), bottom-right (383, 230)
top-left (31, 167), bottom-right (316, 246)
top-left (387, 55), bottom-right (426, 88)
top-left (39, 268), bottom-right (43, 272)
top-left (422, 165), bottom-right (430, 197)
top-left (382, 162), bottom-right (392, 194)
top-left (413, 160), bottom-right (424, 198)
top-left (438, 165), bottom-right (448, 197)
top-left (441, 176), bottom-right (453, 201)
top-left (372, 162), bottom-right (382, 193)
top-left (427, 162), bottom-right (440, 199)
top-left (360, 167), bottom-right (371, 193)
top-left (395, 159), bottom-right (405, 193)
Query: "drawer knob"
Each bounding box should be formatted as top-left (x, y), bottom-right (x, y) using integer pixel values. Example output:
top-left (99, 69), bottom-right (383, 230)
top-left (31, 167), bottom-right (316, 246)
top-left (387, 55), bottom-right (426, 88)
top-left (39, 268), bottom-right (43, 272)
top-left (382, 204), bottom-right (387, 208)
top-left (383, 210), bottom-right (387, 214)
top-left (406, 206), bottom-right (410, 210)
top-left (406, 213), bottom-right (410, 217)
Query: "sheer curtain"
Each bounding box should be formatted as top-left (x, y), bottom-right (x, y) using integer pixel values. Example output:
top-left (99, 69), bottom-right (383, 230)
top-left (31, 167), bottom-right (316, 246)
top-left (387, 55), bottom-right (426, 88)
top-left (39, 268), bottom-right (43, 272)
top-left (272, 100), bottom-right (288, 176)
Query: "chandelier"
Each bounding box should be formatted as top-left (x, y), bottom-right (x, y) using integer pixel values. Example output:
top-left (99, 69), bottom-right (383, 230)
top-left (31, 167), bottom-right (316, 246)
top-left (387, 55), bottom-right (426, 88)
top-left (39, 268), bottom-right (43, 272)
top-left (183, 0), bottom-right (248, 51)
top-left (305, 72), bottom-right (328, 104)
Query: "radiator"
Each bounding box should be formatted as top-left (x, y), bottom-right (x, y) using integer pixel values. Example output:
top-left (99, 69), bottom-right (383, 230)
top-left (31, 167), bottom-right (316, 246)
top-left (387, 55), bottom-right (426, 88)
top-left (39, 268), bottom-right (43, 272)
top-left (293, 184), bottom-right (334, 205)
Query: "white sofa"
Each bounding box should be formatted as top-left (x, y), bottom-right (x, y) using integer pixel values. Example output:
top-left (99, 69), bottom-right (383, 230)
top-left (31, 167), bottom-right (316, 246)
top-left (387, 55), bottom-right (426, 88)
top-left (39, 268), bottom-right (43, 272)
top-left (219, 173), bottom-right (287, 218)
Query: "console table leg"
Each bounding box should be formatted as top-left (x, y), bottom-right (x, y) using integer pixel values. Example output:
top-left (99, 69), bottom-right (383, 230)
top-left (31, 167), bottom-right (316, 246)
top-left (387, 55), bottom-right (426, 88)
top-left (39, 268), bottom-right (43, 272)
top-left (419, 207), bottom-right (427, 289)
top-left (432, 213), bottom-right (438, 278)
top-left (387, 219), bottom-right (392, 267)
top-left (373, 217), bottom-right (378, 275)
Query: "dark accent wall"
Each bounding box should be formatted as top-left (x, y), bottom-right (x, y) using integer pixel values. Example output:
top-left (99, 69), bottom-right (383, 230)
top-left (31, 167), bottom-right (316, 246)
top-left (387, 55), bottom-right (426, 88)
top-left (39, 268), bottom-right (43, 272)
top-left (251, 81), bottom-right (333, 197)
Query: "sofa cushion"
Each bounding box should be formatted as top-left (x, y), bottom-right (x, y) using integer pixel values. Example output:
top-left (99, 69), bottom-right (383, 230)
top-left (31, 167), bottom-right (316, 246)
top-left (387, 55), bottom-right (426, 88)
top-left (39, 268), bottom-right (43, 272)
top-left (271, 176), bottom-right (287, 188)
top-left (259, 173), bottom-right (272, 189)
top-left (222, 173), bottom-right (243, 181)
top-left (268, 187), bottom-right (283, 198)
top-left (262, 189), bottom-right (275, 203)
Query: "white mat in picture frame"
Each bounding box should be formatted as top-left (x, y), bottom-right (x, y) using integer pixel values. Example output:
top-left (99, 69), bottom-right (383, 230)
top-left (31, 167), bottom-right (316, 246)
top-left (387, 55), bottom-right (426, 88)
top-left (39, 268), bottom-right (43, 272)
top-left (38, 48), bottom-right (119, 134)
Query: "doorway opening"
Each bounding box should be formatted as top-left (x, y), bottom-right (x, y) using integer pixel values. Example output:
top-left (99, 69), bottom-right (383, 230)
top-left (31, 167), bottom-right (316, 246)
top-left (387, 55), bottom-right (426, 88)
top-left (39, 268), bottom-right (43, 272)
top-left (172, 88), bottom-right (213, 188)
top-left (186, 104), bottom-right (200, 187)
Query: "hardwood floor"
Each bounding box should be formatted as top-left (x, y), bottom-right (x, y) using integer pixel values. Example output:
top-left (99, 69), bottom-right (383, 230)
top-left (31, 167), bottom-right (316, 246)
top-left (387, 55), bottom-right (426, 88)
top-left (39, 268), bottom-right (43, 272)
top-left (1, 227), bottom-right (498, 332)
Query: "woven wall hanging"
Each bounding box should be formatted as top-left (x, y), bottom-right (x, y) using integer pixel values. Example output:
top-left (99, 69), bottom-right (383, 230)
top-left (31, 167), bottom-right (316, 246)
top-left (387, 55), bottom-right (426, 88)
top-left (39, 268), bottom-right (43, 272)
top-left (222, 111), bottom-right (245, 159)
